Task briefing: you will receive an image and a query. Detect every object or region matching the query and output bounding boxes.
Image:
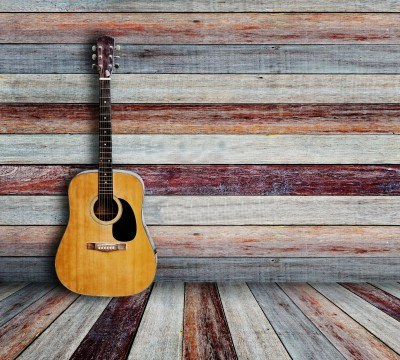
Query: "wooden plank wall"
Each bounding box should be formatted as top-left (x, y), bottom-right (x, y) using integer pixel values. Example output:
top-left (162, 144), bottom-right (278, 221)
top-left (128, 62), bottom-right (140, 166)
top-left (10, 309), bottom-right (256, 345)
top-left (0, 1), bottom-right (399, 282)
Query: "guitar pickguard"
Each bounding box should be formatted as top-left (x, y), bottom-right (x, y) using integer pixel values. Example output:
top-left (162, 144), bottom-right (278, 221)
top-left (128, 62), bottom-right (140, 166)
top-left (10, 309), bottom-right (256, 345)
top-left (112, 198), bottom-right (137, 242)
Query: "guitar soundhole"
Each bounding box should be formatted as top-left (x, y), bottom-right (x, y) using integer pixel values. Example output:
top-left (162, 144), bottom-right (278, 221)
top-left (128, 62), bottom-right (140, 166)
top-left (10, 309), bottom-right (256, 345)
top-left (93, 198), bottom-right (119, 222)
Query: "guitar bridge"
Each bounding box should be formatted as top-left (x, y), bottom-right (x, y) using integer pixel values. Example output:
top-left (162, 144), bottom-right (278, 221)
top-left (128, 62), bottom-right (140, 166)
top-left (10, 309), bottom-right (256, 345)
top-left (87, 243), bottom-right (127, 252)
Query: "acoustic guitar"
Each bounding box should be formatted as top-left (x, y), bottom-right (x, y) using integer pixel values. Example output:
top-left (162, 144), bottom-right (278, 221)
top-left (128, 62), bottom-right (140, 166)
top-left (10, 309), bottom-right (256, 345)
top-left (55, 35), bottom-right (157, 296)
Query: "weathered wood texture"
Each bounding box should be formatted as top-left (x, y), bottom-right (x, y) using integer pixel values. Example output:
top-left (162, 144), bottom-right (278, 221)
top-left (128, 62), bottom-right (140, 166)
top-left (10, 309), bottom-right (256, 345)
top-left (2, 104), bottom-right (400, 134)
top-left (70, 288), bottom-right (151, 360)
top-left (2, 165), bottom-right (400, 196)
top-left (5, 44), bottom-right (400, 74)
top-left (0, 283), bottom-right (26, 301)
top-left (1, 257), bottom-right (399, 283)
top-left (1, 195), bottom-right (399, 226)
top-left (19, 296), bottom-right (111, 360)
top-left (248, 283), bottom-right (345, 360)
top-left (218, 283), bottom-right (290, 359)
top-left (2, 135), bottom-right (400, 164)
top-left (279, 283), bottom-right (400, 359)
top-left (128, 282), bottom-right (184, 360)
top-left (1, 14), bottom-right (400, 44)
top-left (2, 1), bottom-right (400, 12)
top-left (2, 74), bottom-right (400, 103)
top-left (311, 283), bottom-right (400, 353)
top-left (372, 283), bottom-right (400, 299)
top-left (341, 283), bottom-right (400, 321)
top-left (1, 226), bottom-right (399, 258)
top-left (183, 283), bottom-right (237, 360)
top-left (0, 286), bottom-right (78, 359)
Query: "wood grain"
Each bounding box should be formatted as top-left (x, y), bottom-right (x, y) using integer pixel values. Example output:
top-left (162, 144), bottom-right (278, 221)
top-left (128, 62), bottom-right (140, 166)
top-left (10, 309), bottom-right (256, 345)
top-left (2, 195), bottom-right (400, 225)
top-left (279, 283), bottom-right (400, 360)
top-left (2, 0), bottom-right (400, 12)
top-left (372, 283), bottom-right (400, 299)
top-left (1, 257), bottom-right (399, 282)
top-left (5, 44), bottom-right (400, 74)
top-left (2, 135), bottom-right (400, 165)
top-left (0, 283), bottom-right (54, 326)
top-left (128, 282), bottom-right (184, 360)
top-left (311, 283), bottom-right (400, 353)
top-left (183, 283), bottom-right (237, 360)
top-left (70, 288), bottom-right (151, 360)
top-left (0, 286), bottom-right (78, 359)
top-left (248, 283), bottom-right (345, 360)
top-left (340, 283), bottom-right (400, 321)
top-left (1, 225), bottom-right (399, 258)
top-left (2, 104), bottom-right (400, 134)
top-left (218, 283), bottom-right (290, 359)
top-left (3, 74), bottom-right (400, 103)
top-left (1, 13), bottom-right (400, 44)
top-left (2, 165), bottom-right (400, 196)
top-left (19, 296), bottom-right (111, 360)
top-left (0, 282), bottom-right (27, 301)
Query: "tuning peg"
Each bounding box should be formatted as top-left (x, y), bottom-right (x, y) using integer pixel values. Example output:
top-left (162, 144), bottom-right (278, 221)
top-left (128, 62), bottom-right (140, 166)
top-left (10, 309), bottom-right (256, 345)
top-left (92, 64), bottom-right (97, 69)
top-left (114, 63), bottom-right (120, 69)
top-left (92, 54), bottom-right (97, 60)
top-left (114, 55), bottom-right (120, 59)
top-left (115, 45), bottom-right (121, 51)
top-left (92, 45), bottom-right (96, 51)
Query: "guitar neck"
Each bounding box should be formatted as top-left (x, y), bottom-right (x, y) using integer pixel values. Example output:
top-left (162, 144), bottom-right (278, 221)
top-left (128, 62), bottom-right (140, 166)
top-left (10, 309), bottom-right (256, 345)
top-left (98, 78), bottom-right (113, 200)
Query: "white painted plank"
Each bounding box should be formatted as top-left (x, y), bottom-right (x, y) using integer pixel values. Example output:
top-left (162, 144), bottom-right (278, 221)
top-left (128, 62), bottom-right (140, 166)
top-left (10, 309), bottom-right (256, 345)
top-left (1, 74), bottom-right (400, 104)
top-left (311, 283), bottom-right (400, 353)
top-left (18, 295), bottom-right (110, 360)
top-left (218, 283), bottom-right (290, 360)
top-left (0, 283), bottom-right (27, 302)
top-left (371, 283), bottom-right (400, 299)
top-left (1, 195), bottom-right (400, 226)
top-left (1, 134), bottom-right (399, 164)
top-left (128, 282), bottom-right (184, 360)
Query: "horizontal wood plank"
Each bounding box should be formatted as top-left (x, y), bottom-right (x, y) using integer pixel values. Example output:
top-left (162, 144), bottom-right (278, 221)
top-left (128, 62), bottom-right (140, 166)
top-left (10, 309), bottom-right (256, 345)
top-left (4, 44), bottom-right (400, 74)
top-left (1, 14), bottom-right (400, 44)
top-left (1, 134), bottom-right (399, 165)
top-left (2, 165), bottom-right (400, 196)
top-left (1, 195), bottom-right (399, 225)
top-left (1, 225), bottom-right (399, 258)
top-left (0, 283), bottom-right (27, 301)
top-left (2, 1), bottom-right (400, 12)
top-left (2, 74), bottom-right (400, 104)
top-left (1, 257), bottom-right (399, 282)
top-left (2, 104), bottom-right (400, 135)
top-left (279, 283), bottom-right (400, 360)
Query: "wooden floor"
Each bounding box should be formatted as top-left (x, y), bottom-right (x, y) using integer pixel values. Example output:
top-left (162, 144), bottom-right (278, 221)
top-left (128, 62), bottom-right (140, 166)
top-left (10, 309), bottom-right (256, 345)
top-left (0, 282), bottom-right (399, 360)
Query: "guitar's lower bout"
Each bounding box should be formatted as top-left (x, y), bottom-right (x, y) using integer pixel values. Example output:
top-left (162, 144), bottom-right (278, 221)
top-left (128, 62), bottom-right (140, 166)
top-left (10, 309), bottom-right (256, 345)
top-left (55, 170), bottom-right (157, 297)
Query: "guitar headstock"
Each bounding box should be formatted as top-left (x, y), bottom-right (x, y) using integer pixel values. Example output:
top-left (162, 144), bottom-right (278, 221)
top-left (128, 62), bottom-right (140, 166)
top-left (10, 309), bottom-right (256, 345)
top-left (92, 35), bottom-right (120, 78)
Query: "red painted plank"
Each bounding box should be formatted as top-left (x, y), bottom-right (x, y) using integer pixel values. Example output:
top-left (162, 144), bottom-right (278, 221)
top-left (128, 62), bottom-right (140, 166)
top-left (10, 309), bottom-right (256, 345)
top-left (340, 283), bottom-right (400, 321)
top-left (1, 13), bottom-right (399, 44)
top-left (1, 104), bottom-right (399, 134)
top-left (70, 288), bottom-right (151, 360)
top-left (183, 283), bottom-right (237, 360)
top-left (0, 165), bottom-right (399, 196)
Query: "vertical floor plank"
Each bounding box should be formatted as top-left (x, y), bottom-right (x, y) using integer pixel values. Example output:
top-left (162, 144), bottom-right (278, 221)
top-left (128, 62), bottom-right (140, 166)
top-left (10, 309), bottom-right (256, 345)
top-left (183, 283), bottom-right (237, 360)
top-left (341, 283), bottom-right (400, 321)
top-left (218, 283), bottom-right (290, 360)
top-left (0, 286), bottom-right (78, 359)
top-left (18, 295), bottom-right (111, 360)
top-left (128, 282), bottom-right (184, 360)
top-left (280, 283), bottom-right (399, 359)
top-left (0, 282), bottom-right (27, 302)
top-left (0, 283), bottom-right (54, 326)
top-left (371, 283), bottom-right (400, 299)
top-left (312, 283), bottom-right (400, 354)
top-left (70, 288), bottom-right (151, 360)
top-left (248, 283), bottom-right (345, 360)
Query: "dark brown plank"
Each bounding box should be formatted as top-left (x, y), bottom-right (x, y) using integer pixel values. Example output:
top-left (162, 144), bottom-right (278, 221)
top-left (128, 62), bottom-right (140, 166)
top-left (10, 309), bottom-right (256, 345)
top-left (340, 283), bottom-right (400, 321)
top-left (183, 283), bottom-right (237, 360)
top-left (70, 288), bottom-right (151, 360)
top-left (0, 286), bottom-right (78, 359)
top-left (1, 13), bottom-right (400, 44)
top-left (1, 104), bottom-right (399, 134)
top-left (1, 165), bottom-right (399, 196)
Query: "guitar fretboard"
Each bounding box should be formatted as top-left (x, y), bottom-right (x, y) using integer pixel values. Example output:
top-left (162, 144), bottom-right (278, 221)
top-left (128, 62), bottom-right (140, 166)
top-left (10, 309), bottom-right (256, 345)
top-left (98, 79), bottom-right (113, 205)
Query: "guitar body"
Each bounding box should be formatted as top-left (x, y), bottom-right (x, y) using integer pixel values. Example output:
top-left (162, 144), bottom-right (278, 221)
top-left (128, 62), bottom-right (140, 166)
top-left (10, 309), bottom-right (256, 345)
top-left (55, 170), bottom-right (157, 297)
